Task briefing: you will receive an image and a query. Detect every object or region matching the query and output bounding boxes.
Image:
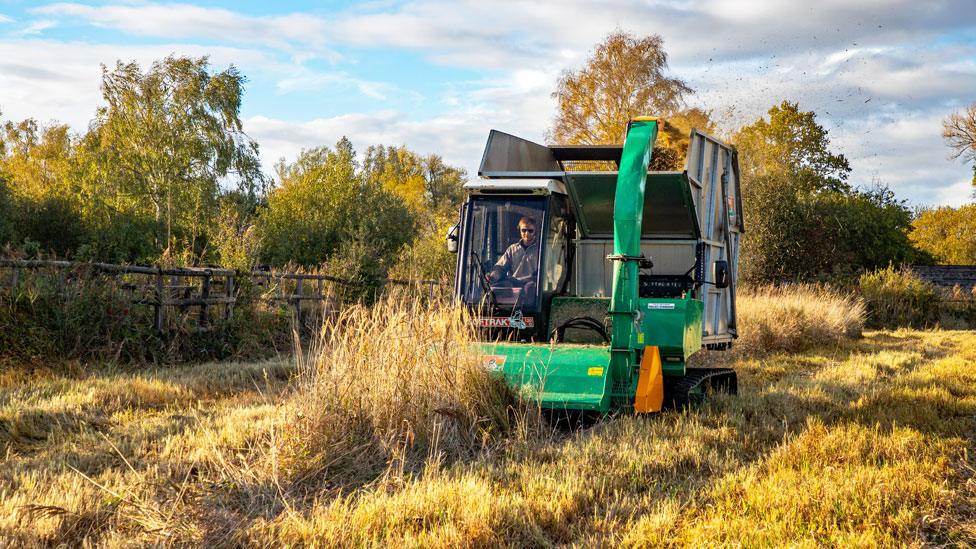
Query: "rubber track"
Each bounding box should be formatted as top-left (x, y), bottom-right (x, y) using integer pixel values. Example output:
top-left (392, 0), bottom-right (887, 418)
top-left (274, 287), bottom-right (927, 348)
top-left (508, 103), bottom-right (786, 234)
top-left (663, 367), bottom-right (738, 410)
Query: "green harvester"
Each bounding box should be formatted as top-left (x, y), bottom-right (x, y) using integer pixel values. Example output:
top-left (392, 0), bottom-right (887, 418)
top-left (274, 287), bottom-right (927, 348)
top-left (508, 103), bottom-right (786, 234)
top-left (449, 118), bottom-right (743, 413)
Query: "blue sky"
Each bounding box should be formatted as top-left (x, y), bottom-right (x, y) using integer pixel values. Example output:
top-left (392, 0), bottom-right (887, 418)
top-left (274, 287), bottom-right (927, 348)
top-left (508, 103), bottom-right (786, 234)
top-left (0, 0), bottom-right (974, 206)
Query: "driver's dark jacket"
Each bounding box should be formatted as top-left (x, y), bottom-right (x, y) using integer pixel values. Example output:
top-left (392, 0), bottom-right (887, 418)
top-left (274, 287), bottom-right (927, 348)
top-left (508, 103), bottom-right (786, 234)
top-left (491, 240), bottom-right (539, 285)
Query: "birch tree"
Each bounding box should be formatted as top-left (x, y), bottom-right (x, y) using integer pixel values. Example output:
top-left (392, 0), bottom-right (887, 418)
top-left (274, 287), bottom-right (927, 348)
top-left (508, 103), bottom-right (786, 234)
top-left (93, 56), bottom-right (264, 259)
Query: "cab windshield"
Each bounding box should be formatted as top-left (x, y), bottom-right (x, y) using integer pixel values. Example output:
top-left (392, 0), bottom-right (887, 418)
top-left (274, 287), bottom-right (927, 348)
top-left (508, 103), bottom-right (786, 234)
top-left (461, 196), bottom-right (546, 311)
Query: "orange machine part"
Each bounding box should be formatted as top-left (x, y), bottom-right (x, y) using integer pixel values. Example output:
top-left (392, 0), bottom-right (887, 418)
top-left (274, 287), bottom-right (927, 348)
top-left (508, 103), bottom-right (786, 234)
top-left (634, 346), bottom-right (664, 413)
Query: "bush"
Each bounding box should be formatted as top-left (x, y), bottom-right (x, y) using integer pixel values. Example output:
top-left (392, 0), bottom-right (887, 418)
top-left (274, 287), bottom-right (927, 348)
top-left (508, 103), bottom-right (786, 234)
top-left (77, 211), bottom-right (158, 264)
top-left (0, 178), bottom-right (13, 245)
top-left (0, 266), bottom-right (157, 364)
top-left (12, 196), bottom-right (87, 258)
top-left (735, 285), bottom-right (864, 355)
top-left (388, 215), bottom-right (457, 282)
top-left (858, 266), bottom-right (939, 329)
top-left (257, 140), bottom-right (417, 273)
top-left (0, 266), bottom-right (292, 367)
top-left (739, 183), bottom-right (923, 284)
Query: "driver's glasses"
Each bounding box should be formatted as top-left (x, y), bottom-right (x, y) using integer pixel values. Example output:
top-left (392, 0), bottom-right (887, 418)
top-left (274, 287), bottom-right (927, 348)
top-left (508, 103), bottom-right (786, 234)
top-left (520, 228), bottom-right (535, 234)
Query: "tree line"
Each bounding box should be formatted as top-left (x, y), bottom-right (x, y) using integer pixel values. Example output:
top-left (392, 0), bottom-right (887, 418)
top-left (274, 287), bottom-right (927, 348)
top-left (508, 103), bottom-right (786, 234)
top-left (1, 34), bottom-right (974, 287)
top-left (0, 57), bottom-right (463, 282)
top-left (549, 32), bottom-right (975, 282)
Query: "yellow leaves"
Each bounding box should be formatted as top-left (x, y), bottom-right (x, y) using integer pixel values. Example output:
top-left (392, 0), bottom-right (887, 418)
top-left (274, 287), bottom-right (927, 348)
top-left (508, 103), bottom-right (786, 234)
top-left (369, 145), bottom-right (430, 213)
top-left (550, 31), bottom-right (692, 150)
top-left (909, 204), bottom-right (976, 265)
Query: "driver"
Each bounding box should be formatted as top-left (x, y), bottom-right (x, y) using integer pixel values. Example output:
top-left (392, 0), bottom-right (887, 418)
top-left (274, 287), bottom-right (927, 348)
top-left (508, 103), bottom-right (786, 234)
top-left (487, 216), bottom-right (539, 288)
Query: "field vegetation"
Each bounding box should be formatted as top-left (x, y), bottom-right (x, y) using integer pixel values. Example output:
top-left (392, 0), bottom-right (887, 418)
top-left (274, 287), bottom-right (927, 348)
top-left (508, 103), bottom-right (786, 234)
top-left (3, 286), bottom-right (974, 546)
top-left (0, 266), bottom-right (293, 368)
top-left (1, 28), bottom-right (975, 548)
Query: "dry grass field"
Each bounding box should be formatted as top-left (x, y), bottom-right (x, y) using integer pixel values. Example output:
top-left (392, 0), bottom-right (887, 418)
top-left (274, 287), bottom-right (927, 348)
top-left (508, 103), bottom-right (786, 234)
top-left (2, 288), bottom-right (975, 546)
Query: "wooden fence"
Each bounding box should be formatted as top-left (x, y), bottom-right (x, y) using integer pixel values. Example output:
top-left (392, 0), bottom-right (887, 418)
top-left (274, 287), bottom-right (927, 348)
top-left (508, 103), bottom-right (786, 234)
top-left (0, 259), bottom-right (237, 331)
top-left (251, 271), bottom-right (444, 317)
top-left (0, 259), bottom-right (448, 332)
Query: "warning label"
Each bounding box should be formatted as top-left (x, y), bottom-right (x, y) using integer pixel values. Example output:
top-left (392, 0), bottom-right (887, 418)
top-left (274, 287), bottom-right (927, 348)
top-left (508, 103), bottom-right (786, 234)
top-left (480, 355), bottom-right (507, 371)
top-left (647, 303), bottom-right (676, 310)
top-left (474, 316), bottom-right (535, 329)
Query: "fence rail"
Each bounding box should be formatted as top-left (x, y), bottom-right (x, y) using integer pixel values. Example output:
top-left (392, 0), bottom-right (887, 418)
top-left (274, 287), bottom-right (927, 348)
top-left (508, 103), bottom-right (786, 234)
top-left (0, 259), bottom-right (449, 332)
top-left (0, 259), bottom-right (237, 331)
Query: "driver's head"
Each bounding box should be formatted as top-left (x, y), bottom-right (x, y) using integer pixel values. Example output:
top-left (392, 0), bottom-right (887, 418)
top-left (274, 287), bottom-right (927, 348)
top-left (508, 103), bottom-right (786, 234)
top-left (518, 217), bottom-right (538, 246)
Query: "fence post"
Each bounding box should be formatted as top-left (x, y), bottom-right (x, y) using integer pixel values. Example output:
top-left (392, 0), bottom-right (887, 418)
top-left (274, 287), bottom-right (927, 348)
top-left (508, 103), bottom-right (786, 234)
top-left (325, 281), bottom-right (335, 315)
top-left (179, 275), bottom-right (191, 315)
top-left (154, 267), bottom-right (164, 333)
top-left (295, 277), bottom-right (304, 321)
top-left (317, 278), bottom-right (323, 316)
top-left (201, 270), bottom-right (212, 326)
top-left (11, 267), bottom-right (19, 292)
top-left (225, 273), bottom-right (235, 321)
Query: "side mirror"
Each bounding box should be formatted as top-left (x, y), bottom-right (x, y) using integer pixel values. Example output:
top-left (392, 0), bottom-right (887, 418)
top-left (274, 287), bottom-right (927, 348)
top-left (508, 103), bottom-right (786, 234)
top-left (446, 223), bottom-right (459, 253)
top-left (713, 260), bottom-right (730, 289)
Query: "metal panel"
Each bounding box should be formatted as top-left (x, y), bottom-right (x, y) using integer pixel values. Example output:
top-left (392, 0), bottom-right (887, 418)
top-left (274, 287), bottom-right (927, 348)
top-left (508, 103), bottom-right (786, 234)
top-left (572, 239), bottom-right (696, 297)
top-left (464, 178), bottom-right (567, 195)
top-left (478, 130), bottom-right (561, 177)
top-left (682, 129), bottom-right (743, 342)
top-left (684, 130), bottom-right (745, 234)
top-left (563, 172), bottom-right (700, 239)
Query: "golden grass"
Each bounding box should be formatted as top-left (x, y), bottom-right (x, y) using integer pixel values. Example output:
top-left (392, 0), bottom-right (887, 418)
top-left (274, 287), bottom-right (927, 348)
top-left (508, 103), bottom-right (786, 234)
top-left (735, 285), bottom-right (865, 355)
top-left (2, 291), bottom-right (975, 546)
top-left (275, 296), bottom-right (522, 490)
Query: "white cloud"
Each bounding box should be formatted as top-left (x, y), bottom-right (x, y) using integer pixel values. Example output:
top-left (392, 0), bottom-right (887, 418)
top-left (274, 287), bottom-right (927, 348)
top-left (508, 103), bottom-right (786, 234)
top-left (274, 70), bottom-right (426, 103)
top-left (33, 2), bottom-right (339, 61)
top-left (933, 178), bottom-right (975, 207)
top-left (0, 39), bottom-right (272, 128)
top-left (17, 19), bottom-right (56, 36)
top-left (9, 1), bottom-right (976, 206)
top-left (28, 1), bottom-right (976, 73)
top-left (0, 14), bottom-right (14, 24)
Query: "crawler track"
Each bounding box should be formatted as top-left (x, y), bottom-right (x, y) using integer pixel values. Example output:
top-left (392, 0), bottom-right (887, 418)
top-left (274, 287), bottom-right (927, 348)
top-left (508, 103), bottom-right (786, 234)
top-left (663, 368), bottom-right (738, 410)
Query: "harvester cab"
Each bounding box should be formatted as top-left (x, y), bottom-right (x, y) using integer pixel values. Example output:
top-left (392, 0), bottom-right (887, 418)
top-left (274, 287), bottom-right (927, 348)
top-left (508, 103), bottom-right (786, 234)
top-left (450, 118), bottom-right (743, 413)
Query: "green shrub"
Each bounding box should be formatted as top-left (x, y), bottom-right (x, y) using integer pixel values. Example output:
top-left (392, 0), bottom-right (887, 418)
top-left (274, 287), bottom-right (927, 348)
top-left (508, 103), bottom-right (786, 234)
top-left (0, 267), bottom-right (157, 364)
top-left (388, 215), bottom-right (456, 282)
top-left (0, 266), bottom-right (291, 367)
top-left (257, 140), bottom-right (417, 272)
top-left (858, 266), bottom-right (938, 328)
top-left (12, 196), bottom-right (87, 258)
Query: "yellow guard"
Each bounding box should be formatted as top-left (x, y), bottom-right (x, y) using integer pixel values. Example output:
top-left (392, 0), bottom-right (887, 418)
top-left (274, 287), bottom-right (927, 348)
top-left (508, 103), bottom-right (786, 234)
top-left (634, 346), bottom-right (664, 412)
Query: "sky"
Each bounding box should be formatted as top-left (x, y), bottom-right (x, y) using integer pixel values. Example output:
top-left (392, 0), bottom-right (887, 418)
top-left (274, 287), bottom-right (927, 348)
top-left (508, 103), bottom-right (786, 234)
top-left (0, 0), bottom-right (974, 207)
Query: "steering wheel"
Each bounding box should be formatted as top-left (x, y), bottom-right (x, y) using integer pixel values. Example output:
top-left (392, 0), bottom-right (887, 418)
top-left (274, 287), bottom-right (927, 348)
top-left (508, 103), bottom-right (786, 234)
top-left (470, 251), bottom-right (497, 306)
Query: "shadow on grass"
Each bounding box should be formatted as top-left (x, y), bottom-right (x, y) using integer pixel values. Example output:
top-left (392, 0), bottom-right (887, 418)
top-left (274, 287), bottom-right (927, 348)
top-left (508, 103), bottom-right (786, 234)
top-left (471, 330), bottom-right (976, 543)
top-left (13, 330), bottom-right (975, 546)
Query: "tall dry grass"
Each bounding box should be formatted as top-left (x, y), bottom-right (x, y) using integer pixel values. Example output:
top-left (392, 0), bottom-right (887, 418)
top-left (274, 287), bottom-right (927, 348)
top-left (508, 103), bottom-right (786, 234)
top-left (3, 294), bottom-right (975, 545)
top-left (734, 285), bottom-right (865, 355)
top-left (274, 295), bottom-right (525, 490)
